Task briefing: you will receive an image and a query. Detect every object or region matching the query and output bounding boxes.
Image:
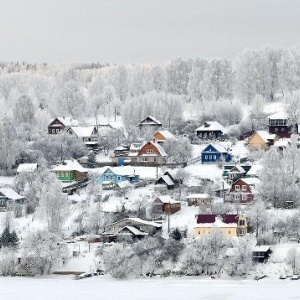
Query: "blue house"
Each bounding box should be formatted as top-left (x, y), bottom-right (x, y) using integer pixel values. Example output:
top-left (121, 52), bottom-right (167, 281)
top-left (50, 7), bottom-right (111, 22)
top-left (96, 166), bottom-right (140, 189)
top-left (201, 144), bottom-right (232, 164)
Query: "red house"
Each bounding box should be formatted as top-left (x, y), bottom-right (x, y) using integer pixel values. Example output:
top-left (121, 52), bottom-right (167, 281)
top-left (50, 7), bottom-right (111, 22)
top-left (228, 178), bottom-right (261, 204)
top-left (152, 195), bottom-right (181, 215)
top-left (48, 117), bottom-right (79, 134)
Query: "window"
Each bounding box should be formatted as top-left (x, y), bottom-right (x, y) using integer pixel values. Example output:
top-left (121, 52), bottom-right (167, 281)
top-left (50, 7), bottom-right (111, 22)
top-left (281, 127), bottom-right (285, 132)
top-left (213, 155), bottom-right (216, 159)
top-left (235, 194), bottom-right (240, 200)
top-left (235, 185), bottom-right (240, 191)
top-left (56, 129), bottom-right (60, 133)
top-left (146, 149), bottom-right (153, 154)
top-left (239, 220), bottom-right (245, 226)
top-left (242, 185), bottom-right (247, 191)
top-left (209, 155), bottom-right (212, 159)
top-left (274, 127), bottom-right (278, 132)
top-left (117, 176), bottom-right (121, 181)
top-left (142, 157), bottom-right (149, 162)
top-left (205, 155), bottom-right (208, 159)
top-left (198, 231), bottom-right (201, 234)
top-left (52, 129), bottom-right (55, 133)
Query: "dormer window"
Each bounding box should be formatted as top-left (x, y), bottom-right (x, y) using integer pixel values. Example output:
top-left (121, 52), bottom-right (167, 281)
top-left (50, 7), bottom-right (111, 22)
top-left (146, 149), bottom-right (153, 154)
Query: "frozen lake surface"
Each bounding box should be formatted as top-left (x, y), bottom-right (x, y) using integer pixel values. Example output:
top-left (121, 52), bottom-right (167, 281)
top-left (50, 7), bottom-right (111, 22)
top-left (1, 276), bottom-right (300, 300)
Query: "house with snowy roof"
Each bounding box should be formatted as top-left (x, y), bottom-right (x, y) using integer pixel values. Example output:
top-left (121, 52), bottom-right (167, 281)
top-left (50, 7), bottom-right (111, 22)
top-left (67, 126), bottom-right (98, 144)
top-left (138, 116), bottom-right (162, 132)
top-left (194, 214), bottom-right (248, 238)
top-left (195, 121), bottom-right (227, 140)
top-left (152, 195), bottom-right (181, 215)
top-left (95, 166), bottom-right (139, 190)
top-left (0, 188), bottom-right (25, 210)
top-left (155, 169), bottom-right (179, 189)
top-left (52, 159), bottom-right (88, 182)
top-left (247, 131), bottom-right (279, 150)
top-left (153, 130), bottom-right (176, 144)
top-left (48, 116), bottom-right (79, 135)
top-left (136, 141), bottom-right (168, 165)
top-left (267, 111), bottom-right (294, 138)
top-left (104, 217), bottom-right (162, 236)
top-left (201, 144), bottom-right (232, 164)
top-left (228, 177), bottom-right (261, 204)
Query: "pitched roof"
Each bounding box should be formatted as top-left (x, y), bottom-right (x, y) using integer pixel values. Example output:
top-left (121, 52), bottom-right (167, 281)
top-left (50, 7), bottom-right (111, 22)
top-left (267, 112), bottom-right (288, 120)
top-left (17, 163), bottom-right (38, 173)
top-left (52, 160), bottom-right (87, 172)
top-left (138, 116), bottom-right (162, 126)
top-left (0, 188), bottom-right (25, 200)
top-left (69, 126), bottom-right (97, 138)
top-left (53, 117), bottom-right (79, 127)
top-left (115, 181), bottom-right (133, 189)
top-left (154, 130), bottom-right (176, 140)
top-left (160, 175), bottom-right (174, 186)
top-left (117, 226), bottom-right (148, 236)
top-left (238, 177), bottom-right (261, 186)
top-left (196, 214), bottom-right (238, 228)
top-left (229, 165), bottom-right (246, 173)
top-left (196, 121), bottom-right (227, 133)
top-left (102, 166), bottom-right (137, 176)
top-left (155, 195), bottom-right (180, 204)
top-left (255, 131), bottom-right (277, 143)
top-left (139, 141), bottom-right (168, 157)
top-left (202, 143), bottom-right (228, 153)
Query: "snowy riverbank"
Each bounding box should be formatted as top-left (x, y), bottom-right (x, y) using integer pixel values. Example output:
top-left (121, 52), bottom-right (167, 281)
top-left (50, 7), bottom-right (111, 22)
top-left (1, 275), bottom-right (300, 300)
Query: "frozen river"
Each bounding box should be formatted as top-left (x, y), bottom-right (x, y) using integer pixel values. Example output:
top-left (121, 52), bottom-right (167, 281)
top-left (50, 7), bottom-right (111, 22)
top-left (1, 276), bottom-right (300, 300)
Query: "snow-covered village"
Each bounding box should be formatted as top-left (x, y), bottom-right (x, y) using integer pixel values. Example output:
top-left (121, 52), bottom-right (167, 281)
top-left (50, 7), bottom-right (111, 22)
top-left (2, 1), bottom-right (300, 299)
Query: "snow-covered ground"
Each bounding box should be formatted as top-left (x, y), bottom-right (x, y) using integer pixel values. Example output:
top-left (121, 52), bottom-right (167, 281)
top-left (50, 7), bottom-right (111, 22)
top-left (1, 276), bottom-right (300, 300)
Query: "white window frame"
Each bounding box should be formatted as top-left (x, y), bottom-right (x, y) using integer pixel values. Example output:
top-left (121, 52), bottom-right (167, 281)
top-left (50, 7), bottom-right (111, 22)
top-left (235, 185), bottom-right (240, 191)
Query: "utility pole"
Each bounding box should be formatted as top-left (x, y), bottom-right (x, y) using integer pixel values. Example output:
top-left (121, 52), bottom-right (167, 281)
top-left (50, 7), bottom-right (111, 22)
top-left (60, 144), bottom-right (63, 163)
top-left (167, 201), bottom-right (171, 233)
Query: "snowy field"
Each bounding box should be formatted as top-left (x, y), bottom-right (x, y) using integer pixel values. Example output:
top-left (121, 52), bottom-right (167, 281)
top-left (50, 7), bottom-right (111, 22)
top-left (1, 276), bottom-right (300, 300)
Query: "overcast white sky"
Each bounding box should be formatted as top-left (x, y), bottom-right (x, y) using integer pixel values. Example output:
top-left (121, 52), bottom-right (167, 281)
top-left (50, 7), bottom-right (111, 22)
top-left (1, 0), bottom-right (300, 64)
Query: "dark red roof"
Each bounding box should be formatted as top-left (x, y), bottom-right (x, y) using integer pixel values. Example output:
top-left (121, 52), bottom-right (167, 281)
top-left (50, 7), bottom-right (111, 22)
top-left (196, 214), bottom-right (238, 224)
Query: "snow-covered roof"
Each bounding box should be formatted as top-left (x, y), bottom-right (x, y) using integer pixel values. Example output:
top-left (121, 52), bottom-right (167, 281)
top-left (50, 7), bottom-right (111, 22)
top-left (274, 139), bottom-right (290, 148)
top-left (16, 163), bottom-right (38, 173)
top-left (127, 218), bottom-right (162, 228)
top-left (185, 193), bottom-right (212, 199)
top-left (202, 143), bottom-right (228, 153)
top-left (267, 112), bottom-right (288, 120)
top-left (154, 130), bottom-right (176, 140)
top-left (0, 188), bottom-right (24, 200)
top-left (117, 226), bottom-right (148, 236)
top-left (116, 181), bottom-right (133, 189)
top-left (229, 165), bottom-right (246, 173)
top-left (155, 195), bottom-right (180, 204)
top-left (255, 131), bottom-right (277, 143)
top-left (139, 141), bottom-right (168, 157)
top-left (195, 121), bottom-right (227, 133)
top-left (102, 166), bottom-right (137, 176)
top-left (69, 126), bottom-right (96, 138)
top-left (52, 160), bottom-right (87, 172)
top-left (253, 245), bottom-right (271, 252)
top-left (52, 117), bottom-right (79, 127)
top-left (138, 116), bottom-right (162, 126)
top-left (160, 175), bottom-right (174, 186)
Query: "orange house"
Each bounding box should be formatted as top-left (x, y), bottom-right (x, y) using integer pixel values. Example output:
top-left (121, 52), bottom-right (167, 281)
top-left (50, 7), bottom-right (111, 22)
top-left (137, 141), bottom-right (168, 165)
top-left (153, 130), bottom-right (176, 144)
top-left (247, 131), bottom-right (279, 150)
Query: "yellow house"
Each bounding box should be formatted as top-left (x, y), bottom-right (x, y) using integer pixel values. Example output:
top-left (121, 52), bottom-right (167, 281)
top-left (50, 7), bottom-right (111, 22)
top-left (247, 131), bottom-right (279, 150)
top-left (194, 214), bottom-right (247, 238)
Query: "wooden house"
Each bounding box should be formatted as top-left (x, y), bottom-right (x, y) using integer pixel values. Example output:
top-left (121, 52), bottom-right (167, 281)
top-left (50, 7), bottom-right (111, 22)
top-left (228, 177), bottom-right (261, 204)
top-left (152, 195), bottom-right (181, 215)
top-left (136, 141), bottom-right (168, 165)
top-left (48, 116), bottom-right (79, 134)
top-left (95, 166), bottom-right (139, 190)
top-left (268, 112), bottom-right (292, 138)
top-left (201, 144), bottom-right (232, 164)
top-left (247, 131), bottom-right (279, 150)
top-left (138, 116), bottom-right (162, 132)
top-left (194, 214), bottom-right (248, 237)
top-left (252, 245), bottom-right (272, 262)
top-left (195, 121), bottom-right (227, 139)
top-left (155, 169), bottom-right (179, 189)
top-left (153, 130), bottom-right (176, 144)
top-left (115, 226), bottom-right (148, 240)
top-left (67, 126), bottom-right (98, 145)
top-left (185, 193), bottom-right (213, 206)
top-left (0, 188), bottom-right (25, 210)
top-left (104, 218), bottom-right (162, 235)
top-left (52, 160), bottom-right (88, 182)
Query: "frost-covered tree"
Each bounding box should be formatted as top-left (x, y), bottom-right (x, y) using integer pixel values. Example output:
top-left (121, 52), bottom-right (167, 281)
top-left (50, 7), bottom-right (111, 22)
top-left (163, 136), bottom-right (192, 163)
top-left (201, 59), bottom-right (233, 102)
top-left (286, 248), bottom-right (300, 274)
top-left (0, 248), bottom-right (16, 276)
top-left (13, 95), bottom-right (36, 125)
top-left (38, 176), bottom-right (68, 233)
top-left (20, 231), bottom-right (69, 275)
